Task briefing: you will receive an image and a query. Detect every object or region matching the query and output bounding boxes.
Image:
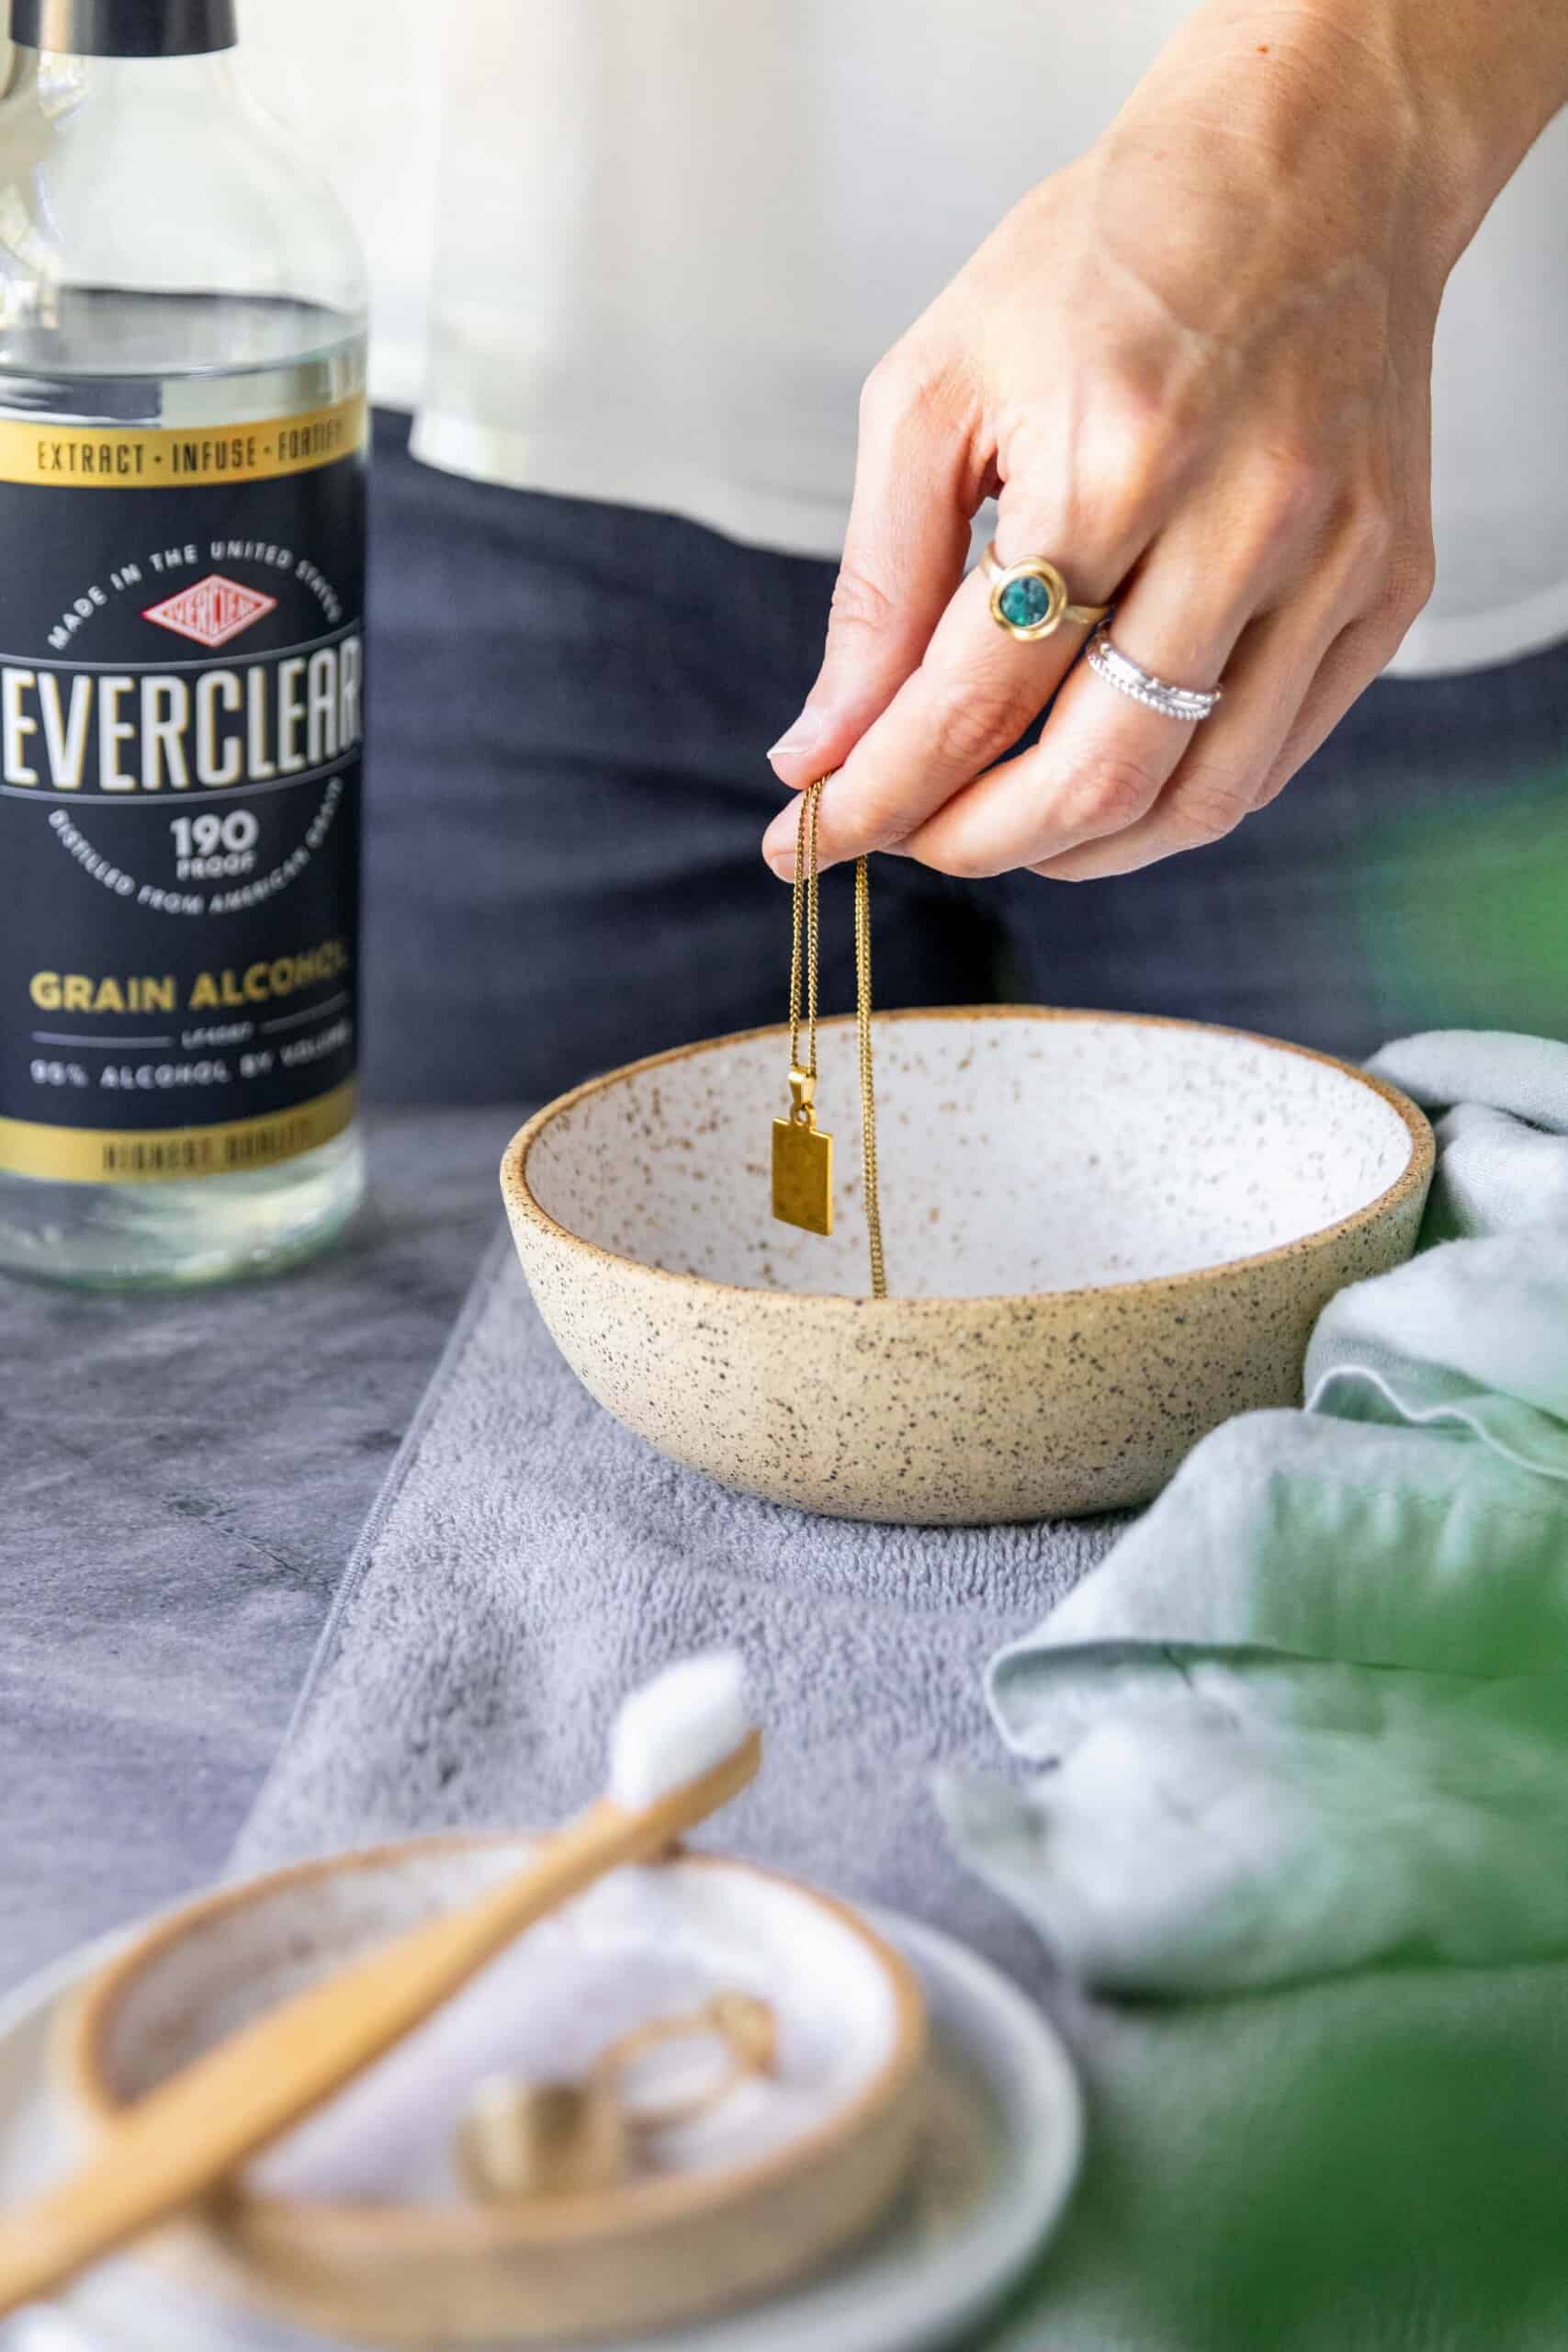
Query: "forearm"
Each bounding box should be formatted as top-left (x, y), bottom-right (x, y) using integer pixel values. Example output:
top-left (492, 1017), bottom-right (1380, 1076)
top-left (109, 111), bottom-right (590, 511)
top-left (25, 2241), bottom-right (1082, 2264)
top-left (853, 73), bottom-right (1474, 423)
top-left (1129, 0), bottom-right (1568, 282)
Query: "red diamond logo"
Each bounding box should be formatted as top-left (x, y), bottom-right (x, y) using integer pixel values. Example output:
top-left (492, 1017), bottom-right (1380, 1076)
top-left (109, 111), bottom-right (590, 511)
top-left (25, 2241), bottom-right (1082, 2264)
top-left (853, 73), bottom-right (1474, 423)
top-left (141, 574), bottom-right (278, 650)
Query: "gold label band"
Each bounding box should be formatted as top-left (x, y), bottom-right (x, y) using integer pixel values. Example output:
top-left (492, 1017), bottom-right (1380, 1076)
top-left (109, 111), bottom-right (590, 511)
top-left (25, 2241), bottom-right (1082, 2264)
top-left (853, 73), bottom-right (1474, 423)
top-left (0, 394), bottom-right (368, 491)
top-left (0, 1080), bottom-right (355, 1183)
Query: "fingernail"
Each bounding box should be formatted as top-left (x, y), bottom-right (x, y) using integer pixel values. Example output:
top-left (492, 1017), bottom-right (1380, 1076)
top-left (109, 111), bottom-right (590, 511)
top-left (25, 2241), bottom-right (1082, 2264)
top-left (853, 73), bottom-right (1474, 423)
top-left (767, 711), bottom-right (821, 770)
top-left (765, 847), bottom-right (796, 882)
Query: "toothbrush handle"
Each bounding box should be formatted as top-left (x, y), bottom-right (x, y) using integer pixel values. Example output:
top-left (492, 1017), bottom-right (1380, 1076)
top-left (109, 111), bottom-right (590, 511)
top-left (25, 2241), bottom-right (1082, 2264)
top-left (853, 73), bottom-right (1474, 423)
top-left (0, 1733), bottom-right (760, 2318)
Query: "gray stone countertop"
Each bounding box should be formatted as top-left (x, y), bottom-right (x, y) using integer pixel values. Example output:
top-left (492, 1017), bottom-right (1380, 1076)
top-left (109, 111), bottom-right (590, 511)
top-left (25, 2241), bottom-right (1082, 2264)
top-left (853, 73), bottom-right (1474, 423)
top-left (0, 1107), bottom-right (513, 1994)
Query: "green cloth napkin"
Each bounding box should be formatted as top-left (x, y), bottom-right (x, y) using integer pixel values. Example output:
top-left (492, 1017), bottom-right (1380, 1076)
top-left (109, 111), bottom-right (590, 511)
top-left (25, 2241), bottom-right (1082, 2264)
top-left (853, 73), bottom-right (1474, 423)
top-left (947, 1033), bottom-right (1568, 2350)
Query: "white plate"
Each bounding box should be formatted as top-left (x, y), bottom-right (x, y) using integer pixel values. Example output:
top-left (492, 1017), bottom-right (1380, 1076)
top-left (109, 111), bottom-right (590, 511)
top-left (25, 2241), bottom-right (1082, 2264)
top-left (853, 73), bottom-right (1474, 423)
top-left (0, 1907), bottom-right (1080, 2352)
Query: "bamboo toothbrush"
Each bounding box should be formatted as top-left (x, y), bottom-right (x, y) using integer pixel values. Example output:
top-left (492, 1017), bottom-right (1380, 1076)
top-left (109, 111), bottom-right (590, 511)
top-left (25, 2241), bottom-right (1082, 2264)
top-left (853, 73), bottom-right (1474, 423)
top-left (0, 1651), bottom-right (759, 2319)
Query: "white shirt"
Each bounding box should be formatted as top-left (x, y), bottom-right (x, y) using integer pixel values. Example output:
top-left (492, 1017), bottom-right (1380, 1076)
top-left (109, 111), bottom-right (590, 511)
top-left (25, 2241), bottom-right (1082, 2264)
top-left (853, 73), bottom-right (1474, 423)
top-left (240, 0), bottom-right (1568, 678)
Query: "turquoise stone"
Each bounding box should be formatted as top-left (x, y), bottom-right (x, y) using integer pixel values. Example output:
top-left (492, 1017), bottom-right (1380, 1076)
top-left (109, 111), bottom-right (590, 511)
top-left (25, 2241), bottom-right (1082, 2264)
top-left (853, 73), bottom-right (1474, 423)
top-left (998, 573), bottom-right (1052, 629)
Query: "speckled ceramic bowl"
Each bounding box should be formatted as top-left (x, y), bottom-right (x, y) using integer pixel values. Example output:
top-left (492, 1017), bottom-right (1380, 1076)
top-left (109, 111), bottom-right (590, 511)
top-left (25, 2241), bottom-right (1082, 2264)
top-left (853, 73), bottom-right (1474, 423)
top-left (502, 1008), bottom-right (1433, 1523)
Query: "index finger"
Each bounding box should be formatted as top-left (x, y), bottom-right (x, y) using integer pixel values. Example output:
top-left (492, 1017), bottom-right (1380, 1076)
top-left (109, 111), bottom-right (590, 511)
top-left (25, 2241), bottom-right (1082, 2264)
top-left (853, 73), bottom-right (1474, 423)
top-left (765, 351), bottom-right (976, 799)
top-left (762, 492), bottom-right (1142, 876)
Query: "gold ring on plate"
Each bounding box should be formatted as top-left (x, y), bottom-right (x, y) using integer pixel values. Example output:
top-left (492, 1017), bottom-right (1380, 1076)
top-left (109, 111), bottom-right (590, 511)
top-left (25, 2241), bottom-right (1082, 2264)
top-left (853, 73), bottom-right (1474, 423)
top-left (594, 1989), bottom-right (778, 2132)
top-left (453, 1992), bottom-right (779, 2204)
top-left (979, 540), bottom-right (1111, 643)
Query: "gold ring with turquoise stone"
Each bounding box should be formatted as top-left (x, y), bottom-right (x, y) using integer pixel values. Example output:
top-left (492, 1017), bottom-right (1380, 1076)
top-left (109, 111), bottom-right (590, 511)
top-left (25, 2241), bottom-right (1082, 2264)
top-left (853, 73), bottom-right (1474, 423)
top-left (979, 541), bottom-right (1111, 643)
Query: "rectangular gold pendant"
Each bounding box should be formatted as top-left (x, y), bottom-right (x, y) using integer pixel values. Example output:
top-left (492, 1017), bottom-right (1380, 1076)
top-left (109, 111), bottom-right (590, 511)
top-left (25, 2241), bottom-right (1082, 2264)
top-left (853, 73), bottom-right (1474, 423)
top-left (773, 1117), bottom-right (834, 1236)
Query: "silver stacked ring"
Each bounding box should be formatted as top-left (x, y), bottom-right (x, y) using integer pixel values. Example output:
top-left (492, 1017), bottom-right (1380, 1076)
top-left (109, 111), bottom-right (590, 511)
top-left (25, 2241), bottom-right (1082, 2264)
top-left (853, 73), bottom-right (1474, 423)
top-left (1085, 624), bottom-right (1223, 723)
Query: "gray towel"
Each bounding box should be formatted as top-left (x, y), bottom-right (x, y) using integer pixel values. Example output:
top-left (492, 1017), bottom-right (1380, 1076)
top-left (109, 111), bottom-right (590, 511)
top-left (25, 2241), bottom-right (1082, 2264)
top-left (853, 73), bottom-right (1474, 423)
top-left (233, 1043), bottom-right (1568, 2352)
top-left (233, 1045), bottom-right (1568, 2350)
top-left (233, 1231), bottom-right (1122, 2000)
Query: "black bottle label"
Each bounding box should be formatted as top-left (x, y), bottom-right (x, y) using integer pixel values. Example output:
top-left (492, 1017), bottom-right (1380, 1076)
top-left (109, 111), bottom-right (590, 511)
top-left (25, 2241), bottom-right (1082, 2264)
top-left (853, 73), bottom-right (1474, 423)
top-left (0, 394), bottom-right (366, 1182)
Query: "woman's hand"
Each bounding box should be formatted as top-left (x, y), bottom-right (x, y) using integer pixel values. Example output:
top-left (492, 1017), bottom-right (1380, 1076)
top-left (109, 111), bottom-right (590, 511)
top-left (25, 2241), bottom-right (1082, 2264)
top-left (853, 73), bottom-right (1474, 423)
top-left (762, 0), bottom-right (1568, 885)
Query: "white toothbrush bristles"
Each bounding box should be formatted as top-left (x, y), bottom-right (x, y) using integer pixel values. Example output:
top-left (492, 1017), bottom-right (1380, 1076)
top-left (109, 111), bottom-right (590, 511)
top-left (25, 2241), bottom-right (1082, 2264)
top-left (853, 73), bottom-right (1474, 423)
top-left (609, 1651), bottom-right (750, 1810)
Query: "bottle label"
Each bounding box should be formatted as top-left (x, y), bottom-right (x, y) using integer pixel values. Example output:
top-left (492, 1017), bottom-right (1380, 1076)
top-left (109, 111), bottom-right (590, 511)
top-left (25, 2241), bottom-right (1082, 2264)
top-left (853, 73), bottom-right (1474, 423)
top-left (0, 391), bottom-right (366, 1182)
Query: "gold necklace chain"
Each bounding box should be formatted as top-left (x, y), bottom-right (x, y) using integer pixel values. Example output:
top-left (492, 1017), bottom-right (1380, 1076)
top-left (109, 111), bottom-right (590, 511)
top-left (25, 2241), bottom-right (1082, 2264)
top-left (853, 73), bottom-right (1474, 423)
top-left (852, 839), bottom-right (886, 1298)
top-left (774, 776), bottom-right (886, 1298)
top-left (787, 777), bottom-right (821, 1086)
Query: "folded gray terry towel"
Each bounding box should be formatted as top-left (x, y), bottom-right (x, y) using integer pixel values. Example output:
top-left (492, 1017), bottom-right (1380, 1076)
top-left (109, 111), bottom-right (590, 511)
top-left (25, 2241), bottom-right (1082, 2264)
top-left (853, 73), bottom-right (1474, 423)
top-left (233, 1230), bottom-right (1123, 1994)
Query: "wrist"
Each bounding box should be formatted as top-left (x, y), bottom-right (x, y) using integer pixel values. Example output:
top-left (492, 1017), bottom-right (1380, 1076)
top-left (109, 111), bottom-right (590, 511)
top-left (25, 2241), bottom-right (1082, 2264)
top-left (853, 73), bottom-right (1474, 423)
top-left (1297, 0), bottom-right (1568, 266)
top-left (1130, 0), bottom-right (1568, 285)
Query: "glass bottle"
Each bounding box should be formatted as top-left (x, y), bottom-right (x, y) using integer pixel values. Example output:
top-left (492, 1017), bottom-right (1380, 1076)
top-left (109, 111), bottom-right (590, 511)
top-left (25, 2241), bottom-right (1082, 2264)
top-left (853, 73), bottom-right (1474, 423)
top-left (0, 0), bottom-right (368, 1286)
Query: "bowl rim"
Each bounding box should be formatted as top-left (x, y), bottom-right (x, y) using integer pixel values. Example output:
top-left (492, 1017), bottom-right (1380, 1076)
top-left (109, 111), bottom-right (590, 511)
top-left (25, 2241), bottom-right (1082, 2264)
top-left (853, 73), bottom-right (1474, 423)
top-left (59, 1830), bottom-right (928, 2252)
top-left (501, 1003), bottom-right (1435, 1308)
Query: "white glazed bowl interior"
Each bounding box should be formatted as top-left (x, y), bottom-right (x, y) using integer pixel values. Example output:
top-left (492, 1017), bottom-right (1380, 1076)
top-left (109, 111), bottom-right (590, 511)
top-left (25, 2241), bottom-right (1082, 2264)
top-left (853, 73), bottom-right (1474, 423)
top-left (524, 1011), bottom-right (1419, 1297)
top-left (82, 1843), bottom-right (906, 2209)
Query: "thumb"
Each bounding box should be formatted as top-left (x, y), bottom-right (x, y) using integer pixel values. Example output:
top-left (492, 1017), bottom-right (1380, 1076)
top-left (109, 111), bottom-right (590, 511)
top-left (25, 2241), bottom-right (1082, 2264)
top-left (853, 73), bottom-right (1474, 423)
top-left (766, 350), bottom-right (977, 833)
